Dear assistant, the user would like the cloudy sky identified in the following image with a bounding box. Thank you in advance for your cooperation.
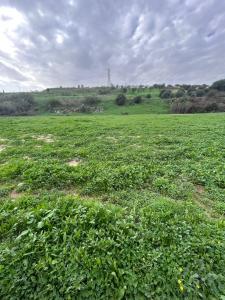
[0,0,225,91]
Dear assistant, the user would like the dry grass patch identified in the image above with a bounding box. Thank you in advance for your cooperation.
[67,159,81,167]
[33,134,55,143]
[10,191,23,200]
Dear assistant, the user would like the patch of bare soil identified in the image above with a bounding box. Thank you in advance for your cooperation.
[10,191,23,200]
[67,159,81,167]
[33,134,55,143]
[196,184,205,194]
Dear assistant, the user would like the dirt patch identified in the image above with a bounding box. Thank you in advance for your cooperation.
[33,134,54,143]
[10,191,23,200]
[67,159,81,167]
[196,185,205,194]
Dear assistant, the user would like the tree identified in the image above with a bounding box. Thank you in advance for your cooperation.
[211,79,225,91]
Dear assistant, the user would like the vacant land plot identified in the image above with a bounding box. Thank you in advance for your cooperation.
[0,114,225,299]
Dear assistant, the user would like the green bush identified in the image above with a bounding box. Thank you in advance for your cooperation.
[115,94,126,106]
[160,89,172,99]
[132,96,142,104]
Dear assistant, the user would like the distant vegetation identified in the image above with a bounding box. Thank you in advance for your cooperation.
[1,79,225,116]
[0,93,36,115]
[169,80,225,113]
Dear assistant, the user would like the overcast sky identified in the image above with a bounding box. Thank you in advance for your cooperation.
[0,0,225,91]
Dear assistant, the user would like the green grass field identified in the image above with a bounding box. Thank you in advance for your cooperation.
[0,113,225,299]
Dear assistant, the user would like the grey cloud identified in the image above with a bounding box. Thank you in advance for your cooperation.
[0,62,28,81]
[0,0,225,91]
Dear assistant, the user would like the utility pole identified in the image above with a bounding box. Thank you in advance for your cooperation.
[107,67,111,87]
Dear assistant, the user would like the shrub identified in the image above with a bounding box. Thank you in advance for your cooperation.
[204,102,218,112]
[187,90,196,97]
[160,89,172,99]
[175,89,185,98]
[196,89,206,97]
[146,94,151,99]
[132,96,142,104]
[206,89,217,98]
[83,96,101,106]
[115,94,126,106]
[46,99,62,111]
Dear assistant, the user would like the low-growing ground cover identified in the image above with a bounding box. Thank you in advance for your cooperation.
[0,113,225,299]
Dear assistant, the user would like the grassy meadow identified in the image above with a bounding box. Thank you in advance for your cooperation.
[0,112,225,299]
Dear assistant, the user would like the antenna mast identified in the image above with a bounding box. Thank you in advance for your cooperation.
[107,67,111,87]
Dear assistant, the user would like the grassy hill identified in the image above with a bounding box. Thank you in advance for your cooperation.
[0,113,225,298]
[32,87,170,115]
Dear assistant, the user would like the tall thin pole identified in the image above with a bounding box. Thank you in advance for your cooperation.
[107,67,111,87]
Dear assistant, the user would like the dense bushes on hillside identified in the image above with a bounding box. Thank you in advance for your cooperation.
[169,80,225,113]
[171,93,225,113]
[0,93,36,115]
